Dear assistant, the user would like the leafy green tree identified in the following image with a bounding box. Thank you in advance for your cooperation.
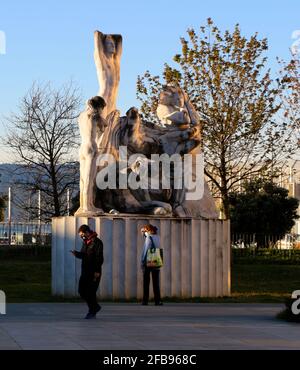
[278,55,300,137]
[137,19,295,218]
[229,179,299,246]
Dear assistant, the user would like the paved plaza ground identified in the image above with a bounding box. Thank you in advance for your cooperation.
[0,303,299,350]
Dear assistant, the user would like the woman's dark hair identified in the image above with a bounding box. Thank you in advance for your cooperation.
[78,224,91,234]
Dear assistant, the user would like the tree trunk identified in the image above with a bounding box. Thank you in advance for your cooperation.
[220,144,230,219]
[221,192,230,220]
[50,160,60,217]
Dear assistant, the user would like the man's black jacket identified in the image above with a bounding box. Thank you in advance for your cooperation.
[74,236,104,278]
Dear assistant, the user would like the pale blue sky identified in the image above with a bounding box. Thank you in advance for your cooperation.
[0,0,299,162]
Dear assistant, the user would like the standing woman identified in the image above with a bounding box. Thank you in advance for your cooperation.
[140,224,163,306]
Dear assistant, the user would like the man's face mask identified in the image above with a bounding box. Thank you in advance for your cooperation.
[80,234,87,240]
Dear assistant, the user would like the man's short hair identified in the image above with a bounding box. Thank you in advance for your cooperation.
[78,224,91,234]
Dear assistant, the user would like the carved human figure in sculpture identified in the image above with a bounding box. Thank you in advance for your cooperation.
[156,84,201,130]
[94,102,202,216]
[156,86,216,218]
[75,96,107,216]
[156,84,191,127]
[94,31,122,118]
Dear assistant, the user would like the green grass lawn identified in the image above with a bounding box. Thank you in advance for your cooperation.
[0,258,299,303]
[230,264,300,303]
[0,259,58,303]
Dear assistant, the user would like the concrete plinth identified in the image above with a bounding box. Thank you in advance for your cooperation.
[51,216,231,299]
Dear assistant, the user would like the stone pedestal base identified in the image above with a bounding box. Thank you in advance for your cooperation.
[51,216,231,299]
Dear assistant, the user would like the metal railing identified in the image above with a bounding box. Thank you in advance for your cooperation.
[0,222,51,246]
[231,233,300,250]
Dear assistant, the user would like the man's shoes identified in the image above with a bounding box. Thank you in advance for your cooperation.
[155,302,163,306]
[85,305,101,319]
[95,305,101,314]
[84,312,96,319]
[141,301,148,305]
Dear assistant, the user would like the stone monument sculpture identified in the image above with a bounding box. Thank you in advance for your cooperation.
[52,30,231,301]
[75,30,218,218]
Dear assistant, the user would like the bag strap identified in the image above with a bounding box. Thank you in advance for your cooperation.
[149,236,156,251]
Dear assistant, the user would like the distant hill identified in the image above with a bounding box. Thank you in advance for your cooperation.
[0,163,26,193]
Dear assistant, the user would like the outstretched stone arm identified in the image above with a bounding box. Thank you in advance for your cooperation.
[94,31,122,118]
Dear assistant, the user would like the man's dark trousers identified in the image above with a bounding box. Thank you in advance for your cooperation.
[78,275,100,314]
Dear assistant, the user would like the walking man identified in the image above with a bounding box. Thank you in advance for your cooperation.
[71,224,104,319]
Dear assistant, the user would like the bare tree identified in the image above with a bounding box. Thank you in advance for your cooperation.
[3,82,81,220]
